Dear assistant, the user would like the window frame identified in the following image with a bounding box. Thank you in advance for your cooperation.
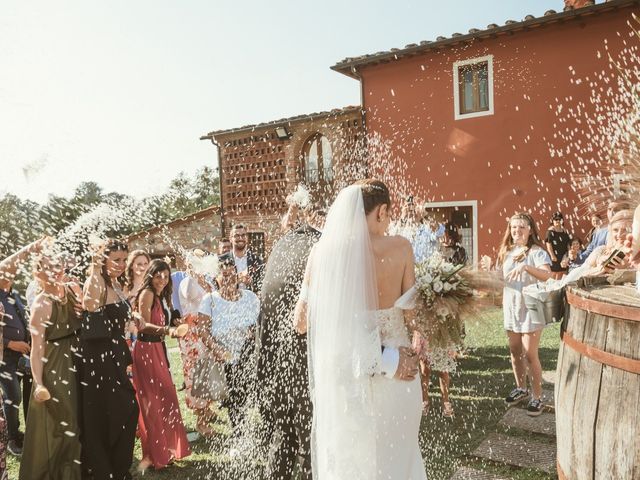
[453,55,494,121]
[302,133,334,185]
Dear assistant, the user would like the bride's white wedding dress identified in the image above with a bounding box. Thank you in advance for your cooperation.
[305,184,427,480]
[373,306,426,480]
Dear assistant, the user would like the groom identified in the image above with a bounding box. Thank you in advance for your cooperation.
[256,202,321,479]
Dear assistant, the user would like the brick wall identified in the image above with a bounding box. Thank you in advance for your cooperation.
[212,107,364,250]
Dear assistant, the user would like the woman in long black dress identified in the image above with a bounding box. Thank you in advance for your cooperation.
[80,239,138,480]
[545,212,571,278]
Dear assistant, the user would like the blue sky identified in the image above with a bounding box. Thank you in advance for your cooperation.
[0,0,561,203]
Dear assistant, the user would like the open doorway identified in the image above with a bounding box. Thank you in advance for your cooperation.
[422,200,478,265]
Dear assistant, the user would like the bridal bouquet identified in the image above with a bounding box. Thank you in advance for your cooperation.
[414,254,502,352]
[414,255,472,350]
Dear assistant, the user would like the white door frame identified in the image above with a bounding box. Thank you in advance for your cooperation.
[422,200,478,265]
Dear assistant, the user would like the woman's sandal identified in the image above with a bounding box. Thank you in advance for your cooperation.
[442,401,455,418]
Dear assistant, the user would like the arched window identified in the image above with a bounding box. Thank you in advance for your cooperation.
[303,134,333,184]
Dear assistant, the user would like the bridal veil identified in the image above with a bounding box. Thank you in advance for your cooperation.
[306,184,383,480]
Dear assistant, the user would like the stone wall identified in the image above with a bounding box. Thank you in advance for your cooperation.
[127,207,221,268]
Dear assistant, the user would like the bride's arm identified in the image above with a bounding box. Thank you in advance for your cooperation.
[400,240,419,332]
[293,252,314,335]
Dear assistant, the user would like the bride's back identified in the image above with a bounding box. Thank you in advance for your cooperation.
[371,234,414,309]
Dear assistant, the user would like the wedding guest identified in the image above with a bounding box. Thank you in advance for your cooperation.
[545,212,571,278]
[585,213,603,245]
[178,252,216,436]
[0,239,44,455]
[218,237,232,255]
[414,215,445,263]
[0,304,8,479]
[577,197,632,265]
[230,224,264,292]
[26,252,81,308]
[580,210,633,276]
[198,253,260,429]
[560,238,583,272]
[171,268,187,315]
[80,239,138,480]
[418,222,466,418]
[123,250,150,302]
[440,222,467,266]
[133,259,190,472]
[498,213,553,417]
[20,254,82,480]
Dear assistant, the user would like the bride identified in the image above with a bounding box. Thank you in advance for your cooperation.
[294,179,427,479]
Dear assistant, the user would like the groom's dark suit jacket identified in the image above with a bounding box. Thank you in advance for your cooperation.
[256,224,320,411]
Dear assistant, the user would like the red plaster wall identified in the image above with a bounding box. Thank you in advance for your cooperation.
[360,6,639,257]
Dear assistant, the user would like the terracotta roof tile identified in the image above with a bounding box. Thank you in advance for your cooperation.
[331,0,638,78]
[200,105,362,140]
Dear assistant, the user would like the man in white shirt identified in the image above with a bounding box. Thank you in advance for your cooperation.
[414,215,445,263]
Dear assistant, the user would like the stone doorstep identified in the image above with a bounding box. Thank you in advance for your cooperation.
[472,433,556,475]
[449,466,513,480]
[498,408,556,437]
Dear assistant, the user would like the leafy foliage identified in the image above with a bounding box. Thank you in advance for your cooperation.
[0,166,220,257]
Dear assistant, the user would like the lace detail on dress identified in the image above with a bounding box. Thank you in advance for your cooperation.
[375,307,410,349]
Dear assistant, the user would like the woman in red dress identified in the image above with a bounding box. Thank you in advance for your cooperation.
[133,259,191,472]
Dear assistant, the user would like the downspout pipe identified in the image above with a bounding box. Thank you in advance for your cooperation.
[201,135,226,236]
[350,65,368,176]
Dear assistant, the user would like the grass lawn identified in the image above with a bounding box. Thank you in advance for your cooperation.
[7,308,561,479]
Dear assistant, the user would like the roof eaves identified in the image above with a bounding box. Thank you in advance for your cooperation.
[126,205,221,241]
[331,0,639,78]
[200,105,362,140]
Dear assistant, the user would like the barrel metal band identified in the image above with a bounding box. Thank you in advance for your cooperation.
[566,290,640,322]
[562,330,640,374]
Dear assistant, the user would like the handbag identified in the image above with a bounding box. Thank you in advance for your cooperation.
[191,356,228,402]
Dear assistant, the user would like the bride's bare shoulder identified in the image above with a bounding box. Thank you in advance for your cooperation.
[384,234,412,249]
[380,235,413,255]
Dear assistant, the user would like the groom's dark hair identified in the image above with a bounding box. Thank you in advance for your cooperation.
[355,179,391,215]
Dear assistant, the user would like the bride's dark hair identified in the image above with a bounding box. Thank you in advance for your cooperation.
[355,179,391,215]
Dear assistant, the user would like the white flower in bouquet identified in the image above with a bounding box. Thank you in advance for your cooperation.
[436,306,450,318]
[420,272,433,284]
[443,282,453,292]
[433,280,444,293]
[286,185,311,209]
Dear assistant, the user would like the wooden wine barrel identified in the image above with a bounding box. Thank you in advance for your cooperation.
[556,280,640,480]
